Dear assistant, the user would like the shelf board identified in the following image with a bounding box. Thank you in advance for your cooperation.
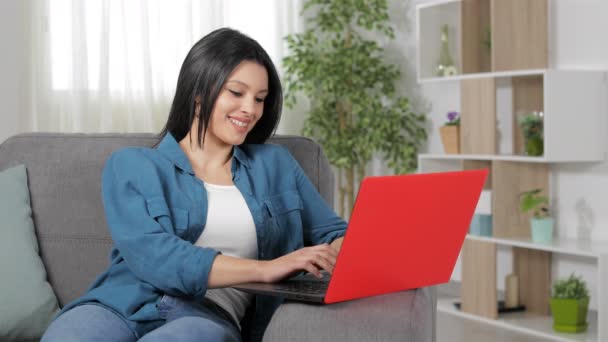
[416,0,461,10]
[438,296,598,342]
[465,234,608,258]
[418,69,547,83]
[419,153,550,163]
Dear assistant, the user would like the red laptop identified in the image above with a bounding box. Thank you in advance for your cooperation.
[233,169,488,304]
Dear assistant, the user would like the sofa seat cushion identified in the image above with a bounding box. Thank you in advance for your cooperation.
[0,165,60,341]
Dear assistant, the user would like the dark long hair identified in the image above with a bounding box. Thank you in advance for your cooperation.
[158,28,282,146]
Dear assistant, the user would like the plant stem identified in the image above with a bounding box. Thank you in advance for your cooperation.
[346,167,355,217]
[358,163,365,193]
[343,27,357,216]
[338,168,345,218]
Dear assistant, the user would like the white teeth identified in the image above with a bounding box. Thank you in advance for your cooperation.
[229,118,247,127]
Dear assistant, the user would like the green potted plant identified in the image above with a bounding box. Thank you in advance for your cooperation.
[439,111,460,154]
[283,0,427,217]
[519,189,553,243]
[518,111,544,156]
[550,274,590,333]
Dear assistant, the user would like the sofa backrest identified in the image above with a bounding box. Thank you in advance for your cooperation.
[0,133,334,306]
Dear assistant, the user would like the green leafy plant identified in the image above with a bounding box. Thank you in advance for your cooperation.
[519,112,543,141]
[519,189,549,218]
[283,0,428,217]
[552,274,590,300]
[518,111,544,156]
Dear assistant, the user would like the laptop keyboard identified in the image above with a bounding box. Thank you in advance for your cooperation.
[274,280,329,295]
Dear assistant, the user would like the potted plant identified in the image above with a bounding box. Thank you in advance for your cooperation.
[518,111,544,156]
[550,274,590,333]
[439,111,460,154]
[283,0,428,218]
[519,189,553,243]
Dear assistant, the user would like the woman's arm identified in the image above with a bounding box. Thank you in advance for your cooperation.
[330,237,344,252]
[208,243,339,287]
[102,149,220,299]
[284,148,348,246]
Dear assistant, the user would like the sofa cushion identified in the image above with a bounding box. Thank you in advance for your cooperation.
[0,165,60,340]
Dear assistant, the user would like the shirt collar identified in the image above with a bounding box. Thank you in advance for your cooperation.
[232,145,251,169]
[157,133,251,175]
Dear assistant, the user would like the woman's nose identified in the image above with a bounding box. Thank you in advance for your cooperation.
[241,96,258,115]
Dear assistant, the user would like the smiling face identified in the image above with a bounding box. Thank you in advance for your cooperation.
[202,60,269,147]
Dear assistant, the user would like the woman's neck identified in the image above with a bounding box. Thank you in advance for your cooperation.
[179,132,232,171]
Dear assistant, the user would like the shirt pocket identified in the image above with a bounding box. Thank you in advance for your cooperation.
[145,196,189,236]
[263,190,303,230]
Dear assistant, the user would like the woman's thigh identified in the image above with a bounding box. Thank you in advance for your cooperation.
[141,295,241,342]
[41,304,136,342]
[139,316,241,342]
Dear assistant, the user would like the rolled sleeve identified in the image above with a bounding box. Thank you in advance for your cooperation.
[102,149,219,299]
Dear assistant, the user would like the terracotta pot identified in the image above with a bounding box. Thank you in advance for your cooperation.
[440,125,460,154]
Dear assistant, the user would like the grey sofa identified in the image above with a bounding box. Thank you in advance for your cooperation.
[0,133,436,342]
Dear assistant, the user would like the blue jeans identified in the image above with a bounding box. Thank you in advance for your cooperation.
[41,296,242,342]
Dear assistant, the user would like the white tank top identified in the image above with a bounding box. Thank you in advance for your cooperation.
[195,182,258,329]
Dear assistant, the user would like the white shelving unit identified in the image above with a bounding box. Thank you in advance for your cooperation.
[437,297,599,342]
[417,1,608,341]
[420,153,551,163]
[417,0,461,81]
[438,234,608,342]
[421,70,608,163]
[418,69,546,83]
[465,235,608,258]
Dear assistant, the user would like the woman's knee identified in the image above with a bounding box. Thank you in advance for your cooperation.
[41,304,135,342]
[141,316,240,342]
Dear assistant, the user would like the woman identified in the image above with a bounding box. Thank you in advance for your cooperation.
[42,28,346,342]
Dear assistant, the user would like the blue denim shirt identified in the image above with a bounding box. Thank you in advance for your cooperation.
[59,133,347,341]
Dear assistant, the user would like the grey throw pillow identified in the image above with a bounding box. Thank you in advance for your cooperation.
[0,164,60,340]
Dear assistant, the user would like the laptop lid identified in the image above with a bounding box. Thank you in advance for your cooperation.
[324,169,488,303]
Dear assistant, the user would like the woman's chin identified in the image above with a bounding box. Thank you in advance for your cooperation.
[223,135,247,146]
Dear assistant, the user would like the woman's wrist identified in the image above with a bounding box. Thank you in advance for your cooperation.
[254,260,269,283]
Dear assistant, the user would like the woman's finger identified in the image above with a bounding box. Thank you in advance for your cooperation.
[312,254,334,274]
[312,243,338,257]
[303,261,322,278]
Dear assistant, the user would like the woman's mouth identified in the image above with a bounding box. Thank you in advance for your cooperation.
[228,116,250,133]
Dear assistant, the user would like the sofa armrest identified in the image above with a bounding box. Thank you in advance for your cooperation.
[263,287,436,342]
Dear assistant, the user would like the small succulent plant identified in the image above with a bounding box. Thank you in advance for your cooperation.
[552,274,590,300]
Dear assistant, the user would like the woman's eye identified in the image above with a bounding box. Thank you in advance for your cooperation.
[229,90,242,97]
[255,98,265,103]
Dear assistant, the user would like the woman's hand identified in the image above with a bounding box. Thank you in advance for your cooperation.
[259,244,338,282]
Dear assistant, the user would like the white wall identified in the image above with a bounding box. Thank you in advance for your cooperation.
[0,0,24,144]
[409,0,608,310]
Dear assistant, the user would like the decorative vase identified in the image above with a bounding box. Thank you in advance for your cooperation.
[440,125,460,154]
[550,297,589,333]
[470,214,492,237]
[530,217,553,243]
[504,273,519,308]
[435,24,457,77]
[525,136,544,156]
